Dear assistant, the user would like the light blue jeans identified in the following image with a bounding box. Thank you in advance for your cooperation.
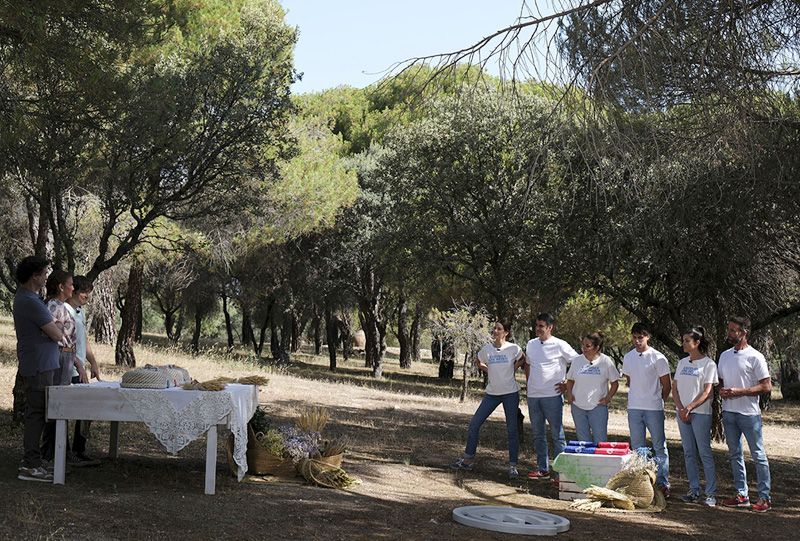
[571,404,609,443]
[528,396,565,472]
[464,392,520,465]
[676,413,716,496]
[722,411,771,501]
[628,408,669,487]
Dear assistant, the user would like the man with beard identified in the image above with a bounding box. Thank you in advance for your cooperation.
[718,316,772,512]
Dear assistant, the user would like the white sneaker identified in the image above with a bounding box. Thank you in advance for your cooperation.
[703,496,717,507]
[18,466,53,483]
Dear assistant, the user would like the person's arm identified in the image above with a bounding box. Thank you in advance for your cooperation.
[75,358,89,383]
[474,354,488,374]
[599,380,618,406]
[720,377,772,398]
[565,379,575,404]
[685,383,714,412]
[671,378,690,421]
[514,352,526,370]
[85,342,101,381]
[659,374,672,402]
[41,321,64,343]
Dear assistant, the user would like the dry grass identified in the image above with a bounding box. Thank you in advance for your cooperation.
[1,314,799,540]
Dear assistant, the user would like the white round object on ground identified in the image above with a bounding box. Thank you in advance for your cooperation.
[452,506,570,536]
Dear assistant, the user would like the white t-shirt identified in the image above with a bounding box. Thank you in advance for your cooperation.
[478,342,522,396]
[718,346,770,416]
[566,353,620,410]
[673,356,718,415]
[525,336,579,398]
[65,303,88,378]
[621,347,671,411]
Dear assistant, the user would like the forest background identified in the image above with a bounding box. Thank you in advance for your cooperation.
[1,0,799,415]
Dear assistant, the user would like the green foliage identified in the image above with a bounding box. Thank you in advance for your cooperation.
[555,291,635,361]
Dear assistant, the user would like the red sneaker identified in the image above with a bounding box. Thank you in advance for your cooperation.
[722,495,751,508]
[752,499,771,513]
[527,470,550,480]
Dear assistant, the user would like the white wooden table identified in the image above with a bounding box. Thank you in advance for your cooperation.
[46,382,259,495]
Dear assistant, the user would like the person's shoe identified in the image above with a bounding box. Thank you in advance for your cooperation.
[658,484,671,499]
[752,499,771,513]
[40,460,54,474]
[18,466,53,483]
[508,465,519,479]
[681,493,700,503]
[449,458,474,471]
[703,495,717,507]
[527,470,550,480]
[68,453,101,468]
[722,494,751,508]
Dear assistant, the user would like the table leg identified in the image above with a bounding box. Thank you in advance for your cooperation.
[205,425,217,495]
[54,419,67,485]
[109,421,119,459]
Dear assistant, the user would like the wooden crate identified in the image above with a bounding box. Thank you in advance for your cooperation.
[553,452,633,501]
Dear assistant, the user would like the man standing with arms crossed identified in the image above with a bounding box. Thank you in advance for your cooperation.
[621,322,672,497]
[13,256,62,482]
[719,316,772,512]
[524,313,578,480]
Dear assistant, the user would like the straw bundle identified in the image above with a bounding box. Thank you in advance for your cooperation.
[297,407,329,433]
[606,469,654,508]
[182,379,227,391]
[236,375,270,386]
[298,458,359,489]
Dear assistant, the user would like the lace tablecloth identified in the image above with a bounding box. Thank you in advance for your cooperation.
[89,381,258,481]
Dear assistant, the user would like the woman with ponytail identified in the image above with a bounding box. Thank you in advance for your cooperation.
[672,325,718,507]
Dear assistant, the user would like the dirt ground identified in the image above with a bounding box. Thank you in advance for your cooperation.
[1,319,798,540]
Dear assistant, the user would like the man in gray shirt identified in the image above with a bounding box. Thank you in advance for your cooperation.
[13,256,63,482]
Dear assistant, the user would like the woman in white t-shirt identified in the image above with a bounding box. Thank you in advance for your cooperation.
[450,320,525,479]
[672,325,718,507]
[565,331,620,443]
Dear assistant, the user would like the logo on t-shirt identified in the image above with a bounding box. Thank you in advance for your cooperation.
[680,365,702,377]
[487,353,508,365]
[579,363,602,375]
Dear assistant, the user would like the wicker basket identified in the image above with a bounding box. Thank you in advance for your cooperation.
[226,427,296,478]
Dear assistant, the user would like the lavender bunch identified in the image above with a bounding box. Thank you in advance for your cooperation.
[278,424,321,463]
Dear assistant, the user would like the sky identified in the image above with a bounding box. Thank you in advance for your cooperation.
[280,1,527,94]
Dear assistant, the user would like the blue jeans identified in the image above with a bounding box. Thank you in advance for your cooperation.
[722,411,771,501]
[528,396,565,472]
[571,404,608,443]
[628,409,669,487]
[464,392,520,465]
[676,413,716,496]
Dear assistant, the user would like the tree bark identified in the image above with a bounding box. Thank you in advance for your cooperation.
[222,293,235,353]
[191,309,203,354]
[397,290,411,369]
[437,338,455,379]
[90,271,116,344]
[460,350,470,402]
[325,305,338,371]
[241,307,255,348]
[410,303,423,364]
[115,262,143,367]
[358,267,386,378]
[338,310,352,362]
[313,313,322,355]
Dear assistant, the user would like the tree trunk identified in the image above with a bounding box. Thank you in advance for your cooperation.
[438,338,455,379]
[222,293,234,353]
[191,309,202,354]
[397,291,411,369]
[410,303,423,364]
[115,262,143,367]
[173,306,184,342]
[313,313,322,355]
[90,271,116,344]
[358,267,386,378]
[325,305,338,371]
[338,310,352,362]
[135,292,143,341]
[241,307,255,348]
[460,350,469,402]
